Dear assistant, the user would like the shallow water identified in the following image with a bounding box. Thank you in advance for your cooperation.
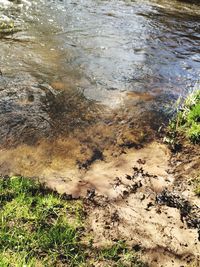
[0,0,200,180]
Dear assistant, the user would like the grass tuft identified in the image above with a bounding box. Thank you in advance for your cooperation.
[167,90,200,144]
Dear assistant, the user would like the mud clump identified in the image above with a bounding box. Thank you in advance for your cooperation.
[156,189,192,218]
[125,167,158,183]
[157,189,200,241]
[77,148,104,170]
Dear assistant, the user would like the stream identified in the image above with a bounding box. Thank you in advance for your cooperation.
[0,0,200,182]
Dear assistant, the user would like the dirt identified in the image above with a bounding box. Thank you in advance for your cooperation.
[17,137,198,266]
[79,141,200,267]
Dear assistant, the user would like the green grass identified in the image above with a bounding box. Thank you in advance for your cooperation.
[0,176,85,266]
[168,90,200,144]
[193,176,200,197]
[0,176,147,267]
[98,241,146,267]
[0,21,15,34]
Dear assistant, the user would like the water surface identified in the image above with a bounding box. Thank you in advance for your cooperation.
[0,0,200,181]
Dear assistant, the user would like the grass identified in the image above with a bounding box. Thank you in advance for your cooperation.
[193,175,200,197]
[98,241,146,267]
[0,176,85,266]
[167,90,200,144]
[0,21,15,34]
[0,176,147,267]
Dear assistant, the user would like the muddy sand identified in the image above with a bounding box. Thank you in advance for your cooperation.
[27,139,199,266]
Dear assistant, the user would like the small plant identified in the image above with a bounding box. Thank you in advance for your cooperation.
[0,20,15,34]
[168,90,200,144]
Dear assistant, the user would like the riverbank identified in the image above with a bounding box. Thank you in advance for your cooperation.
[82,138,200,266]
[0,92,199,267]
[0,142,199,267]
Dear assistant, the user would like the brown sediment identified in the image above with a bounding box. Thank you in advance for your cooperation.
[2,127,200,266]
[126,91,155,101]
[51,81,66,91]
[81,139,200,267]
[0,72,157,183]
[0,120,152,190]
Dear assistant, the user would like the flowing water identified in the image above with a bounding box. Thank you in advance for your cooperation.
[0,0,200,186]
